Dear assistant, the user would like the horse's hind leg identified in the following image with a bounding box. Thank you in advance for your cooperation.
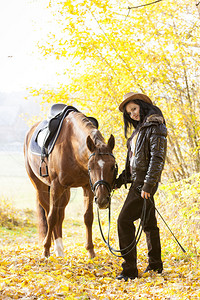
[36,194,48,243]
[43,179,65,257]
[24,158,50,244]
[53,188,70,257]
[83,186,95,259]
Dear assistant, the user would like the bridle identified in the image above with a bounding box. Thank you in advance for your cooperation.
[88,152,118,203]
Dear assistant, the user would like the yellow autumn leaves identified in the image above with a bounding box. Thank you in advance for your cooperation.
[0,205,200,299]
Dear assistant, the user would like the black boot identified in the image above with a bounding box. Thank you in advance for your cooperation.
[116,271,138,281]
[144,265,163,274]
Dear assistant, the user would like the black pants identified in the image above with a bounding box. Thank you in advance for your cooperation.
[117,181,163,277]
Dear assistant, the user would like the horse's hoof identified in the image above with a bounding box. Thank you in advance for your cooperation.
[43,249,50,258]
[88,249,95,259]
[55,249,65,257]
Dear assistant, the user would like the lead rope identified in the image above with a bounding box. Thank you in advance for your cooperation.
[97,195,186,256]
[147,197,186,253]
[97,196,147,258]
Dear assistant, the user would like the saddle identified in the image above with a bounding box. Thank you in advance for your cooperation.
[30,104,99,177]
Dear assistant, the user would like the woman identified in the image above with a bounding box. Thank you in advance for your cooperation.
[115,92,167,281]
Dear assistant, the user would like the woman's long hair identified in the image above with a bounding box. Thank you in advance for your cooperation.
[123,99,165,138]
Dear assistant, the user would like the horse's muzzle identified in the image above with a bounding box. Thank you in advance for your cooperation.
[94,196,110,209]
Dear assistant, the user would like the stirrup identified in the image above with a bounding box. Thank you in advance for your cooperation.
[39,159,49,177]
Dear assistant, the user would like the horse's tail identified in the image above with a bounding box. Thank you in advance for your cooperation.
[36,200,48,243]
[24,124,49,243]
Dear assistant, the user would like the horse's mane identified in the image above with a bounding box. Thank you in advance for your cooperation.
[74,112,105,146]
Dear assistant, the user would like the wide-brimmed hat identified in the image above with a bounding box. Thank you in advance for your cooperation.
[119,92,153,112]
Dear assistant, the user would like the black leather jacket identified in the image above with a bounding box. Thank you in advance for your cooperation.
[116,114,167,193]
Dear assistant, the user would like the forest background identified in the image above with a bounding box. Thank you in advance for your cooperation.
[32,0,200,234]
[1,0,200,299]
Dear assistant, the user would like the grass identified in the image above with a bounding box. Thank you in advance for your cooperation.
[0,151,35,209]
[0,226,37,239]
[0,151,85,218]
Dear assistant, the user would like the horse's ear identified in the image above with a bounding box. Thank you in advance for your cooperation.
[86,135,96,153]
[107,134,115,151]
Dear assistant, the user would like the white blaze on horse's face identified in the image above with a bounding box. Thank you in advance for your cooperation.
[98,159,105,180]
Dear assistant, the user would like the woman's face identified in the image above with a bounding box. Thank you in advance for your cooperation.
[125,101,140,121]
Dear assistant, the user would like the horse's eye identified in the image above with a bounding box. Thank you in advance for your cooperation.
[111,165,114,171]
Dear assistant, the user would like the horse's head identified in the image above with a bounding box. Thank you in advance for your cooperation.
[87,134,117,209]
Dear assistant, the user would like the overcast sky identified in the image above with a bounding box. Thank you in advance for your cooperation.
[0,0,67,93]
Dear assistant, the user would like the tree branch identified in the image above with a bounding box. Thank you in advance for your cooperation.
[128,0,163,9]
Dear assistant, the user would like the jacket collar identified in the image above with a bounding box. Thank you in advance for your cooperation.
[141,114,164,128]
[146,114,164,124]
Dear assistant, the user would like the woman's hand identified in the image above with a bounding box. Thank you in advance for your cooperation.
[114,170,127,189]
[141,190,150,199]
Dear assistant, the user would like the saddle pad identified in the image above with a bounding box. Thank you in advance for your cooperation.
[29,120,48,156]
[29,116,68,157]
[37,127,48,149]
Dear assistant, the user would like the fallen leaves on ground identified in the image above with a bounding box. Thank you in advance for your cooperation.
[0,218,199,300]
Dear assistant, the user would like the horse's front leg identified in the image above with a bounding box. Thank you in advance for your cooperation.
[53,206,65,257]
[53,188,70,257]
[83,186,95,259]
[43,179,63,258]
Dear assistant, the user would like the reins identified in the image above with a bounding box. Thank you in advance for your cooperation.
[88,152,186,257]
[96,195,147,257]
[147,197,186,253]
[97,195,186,256]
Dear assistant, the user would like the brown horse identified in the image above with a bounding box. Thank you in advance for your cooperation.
[24,111,116,258]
